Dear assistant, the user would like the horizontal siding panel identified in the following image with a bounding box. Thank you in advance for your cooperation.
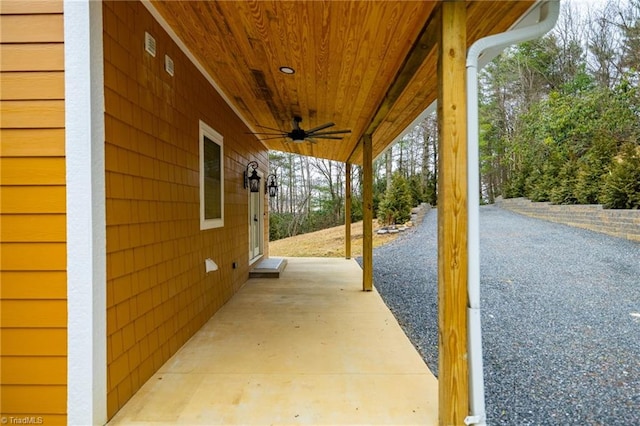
[0,44,64,72]
[0,300,66,327]
[0,129,65,157]
[0,385,66,414]
[0,158,65,185]
[0,72,65,100]
[0,215,66,242]
[1,328,66,356]
[0,100,64,128]
[1,271,66,299]
[0,186,66,213]
[0,242,66,271]
[0,0,63,14]
[1,356,66,384]
[0,14,63,43]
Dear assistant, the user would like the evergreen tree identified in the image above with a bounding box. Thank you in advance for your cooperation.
[377,172,412,226]
[602,143,640,209]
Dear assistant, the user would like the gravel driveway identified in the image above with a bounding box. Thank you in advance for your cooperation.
[362,205,640,425]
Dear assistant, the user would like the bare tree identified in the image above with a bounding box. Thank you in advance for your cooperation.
[385,147,393,192]
[587,1,624,88]
[619,0,640,80]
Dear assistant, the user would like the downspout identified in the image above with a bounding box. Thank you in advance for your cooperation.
[465,2,560,425]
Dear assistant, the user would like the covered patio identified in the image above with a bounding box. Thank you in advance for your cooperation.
[107,258,438,425]
[49,1,560,424]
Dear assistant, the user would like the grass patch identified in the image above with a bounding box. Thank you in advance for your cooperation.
[269,221,406,257]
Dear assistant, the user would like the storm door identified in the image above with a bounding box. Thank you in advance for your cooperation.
[249,174,263,262]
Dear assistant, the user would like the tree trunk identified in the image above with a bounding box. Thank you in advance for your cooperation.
[386,148,393,191]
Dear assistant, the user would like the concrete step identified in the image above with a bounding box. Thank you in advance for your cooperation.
[249,257,287,278]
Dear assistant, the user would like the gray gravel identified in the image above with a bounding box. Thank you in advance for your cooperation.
[360,205,640,425]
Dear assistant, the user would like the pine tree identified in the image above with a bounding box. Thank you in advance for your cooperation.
[377,172,412,226]
[602,143,640,209]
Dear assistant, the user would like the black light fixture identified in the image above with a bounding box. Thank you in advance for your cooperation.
[244,161,261,193]
[265,174,278,198]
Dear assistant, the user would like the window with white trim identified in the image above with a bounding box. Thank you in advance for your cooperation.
[199,120,224,229]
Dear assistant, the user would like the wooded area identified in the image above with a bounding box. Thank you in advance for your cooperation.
[268,1,639,241]
[479,0,639,209]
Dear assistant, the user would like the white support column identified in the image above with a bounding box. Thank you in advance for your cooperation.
[345,162,352,259]
[65,0,107,423]
[362,136,373,291]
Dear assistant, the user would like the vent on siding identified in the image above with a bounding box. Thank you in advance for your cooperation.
[165,55,175,76]
[144,32,157,57]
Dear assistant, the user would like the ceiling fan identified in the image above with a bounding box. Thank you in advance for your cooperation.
[250,116,351,144]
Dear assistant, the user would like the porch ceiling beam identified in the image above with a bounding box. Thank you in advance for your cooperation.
[347,4,441,165]
[437,2,469,425]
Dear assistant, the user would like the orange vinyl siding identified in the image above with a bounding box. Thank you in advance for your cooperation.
[0,1,63,15]
[0,1,67,424]
[1,215,67,242]
[1,158,66,185]
[1,72,65,100]
[102,1,268,418]
[0,14,64,43]
[0,129,65,157]
[0,44,65,71]
[0,100,65,128]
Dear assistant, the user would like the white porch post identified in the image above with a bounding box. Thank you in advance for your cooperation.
[345,162,352,259]
[362,136,373,291]
[65,0,107,424]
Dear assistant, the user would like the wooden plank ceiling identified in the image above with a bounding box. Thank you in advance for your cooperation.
[151,0,535,165]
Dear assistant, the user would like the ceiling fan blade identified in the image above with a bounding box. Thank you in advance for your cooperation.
[255,124,285,132]
[306,122,335,133]
[246,132,287,136]
[309,135,343,140]
[308,129,352,136]
[258,136,290,141]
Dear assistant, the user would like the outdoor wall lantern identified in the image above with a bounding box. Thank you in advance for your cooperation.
[266,174,278,198]
[244,161,261,193]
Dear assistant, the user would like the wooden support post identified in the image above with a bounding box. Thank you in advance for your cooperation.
[362,136,373,291]
[437,1,469,425]
[345,162,352,259]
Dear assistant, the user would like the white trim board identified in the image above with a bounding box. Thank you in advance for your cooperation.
[65,0,107,424]
[199,120,225,230]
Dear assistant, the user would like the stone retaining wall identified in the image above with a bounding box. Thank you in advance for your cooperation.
[411,203,431,226]
[495,198,640,242]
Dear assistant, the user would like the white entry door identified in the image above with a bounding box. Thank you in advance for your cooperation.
[249,179,263,261]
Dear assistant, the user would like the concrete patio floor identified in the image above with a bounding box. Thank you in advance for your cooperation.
[108,257,438,425]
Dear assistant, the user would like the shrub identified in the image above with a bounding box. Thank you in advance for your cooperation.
[601,143,640,209]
